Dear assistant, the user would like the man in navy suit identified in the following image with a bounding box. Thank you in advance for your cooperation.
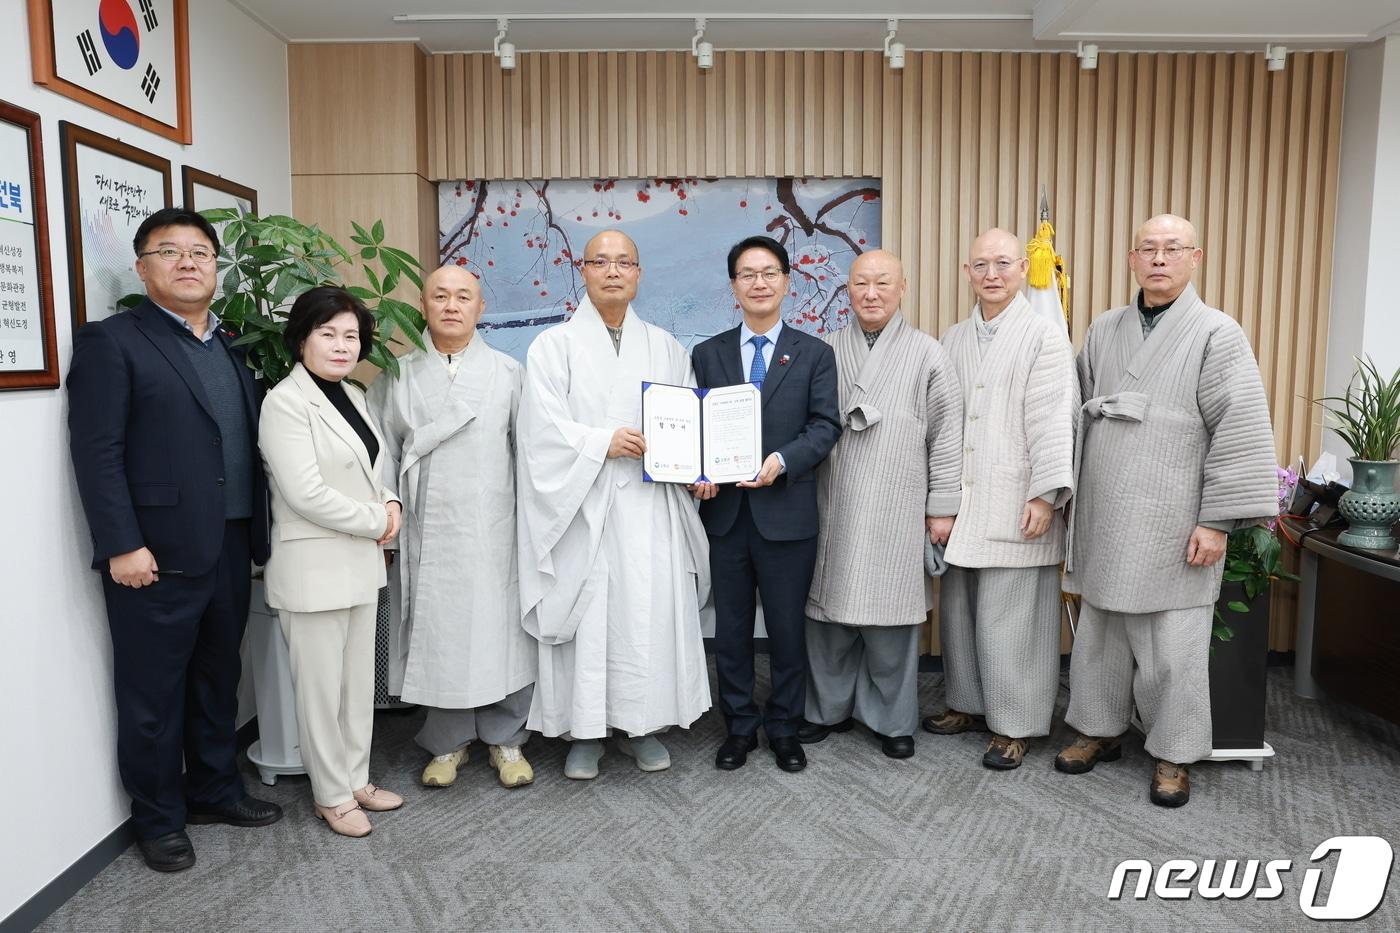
[690,236,841,772]
[68,207,281,873]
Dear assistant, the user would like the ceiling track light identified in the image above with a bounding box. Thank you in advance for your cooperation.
[1077,41,1098,71]
[493,17,515,70]
[691,17,713,70]
[883,18,904,70]
[1265,44,1287,72]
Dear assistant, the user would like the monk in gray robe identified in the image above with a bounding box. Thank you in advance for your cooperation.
[369,265,537,790]
[928,228,1077,770]
[800,250,963,758]
[1058,214,1278,807]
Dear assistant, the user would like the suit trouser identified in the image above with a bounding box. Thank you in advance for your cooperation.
[1064,600,1214,765]
[102,519,251,840]
[805,621,921,737]
[279,603,376,807]
[710,494,818,739]
[939,564,1062,738]
[415,683,534,755]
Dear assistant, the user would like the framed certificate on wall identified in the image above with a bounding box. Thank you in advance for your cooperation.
[0,100,59,390]
[28,0,192,144]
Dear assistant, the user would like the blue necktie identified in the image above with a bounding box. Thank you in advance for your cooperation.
[748,334,769,386]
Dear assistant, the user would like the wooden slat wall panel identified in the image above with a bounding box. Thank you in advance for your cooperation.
[424,49,1346,651]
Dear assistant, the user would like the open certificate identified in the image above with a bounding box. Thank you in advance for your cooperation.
[641,381,763,484]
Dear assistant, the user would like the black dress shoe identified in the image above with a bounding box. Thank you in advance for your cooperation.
[715,733,759,770]
[187,796,284,827]
[769,735,807,772]
[137,830,196,873]
[795,717,855,744]
[880,734,916,759]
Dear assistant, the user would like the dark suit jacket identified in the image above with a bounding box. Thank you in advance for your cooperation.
[67,299,271,573]
[691,323,841,541]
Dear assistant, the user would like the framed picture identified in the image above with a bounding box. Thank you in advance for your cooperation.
[60,121,172,327]
[0,100,59,391]
[181,166,257,216]
[28,0,192,144]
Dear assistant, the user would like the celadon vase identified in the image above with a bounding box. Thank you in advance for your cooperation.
[1337,459,1400,550]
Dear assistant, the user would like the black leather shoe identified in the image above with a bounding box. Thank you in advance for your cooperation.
[880,734,916,759]
[715,733,759,770]
[137,830,196,873]
[187,796,284,827]
[796,717,855,744]
[770,736,807,772]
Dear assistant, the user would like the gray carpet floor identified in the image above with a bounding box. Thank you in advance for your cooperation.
[38,664,1400,932]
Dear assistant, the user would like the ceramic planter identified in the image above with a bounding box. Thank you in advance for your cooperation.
[1338,459,1400,550]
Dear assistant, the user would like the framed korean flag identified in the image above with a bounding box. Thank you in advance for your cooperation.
[28,0,192,144]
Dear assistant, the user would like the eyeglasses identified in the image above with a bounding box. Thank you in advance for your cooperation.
[969,258,1020,277]
[139,246,217,264]
[1134,245,1197,261]
[735,269,785,286]
[581,257,639,271]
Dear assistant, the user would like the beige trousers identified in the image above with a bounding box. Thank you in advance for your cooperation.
[279,603,377,807]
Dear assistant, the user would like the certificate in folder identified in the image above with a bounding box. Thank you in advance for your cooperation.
[641,381,763,484]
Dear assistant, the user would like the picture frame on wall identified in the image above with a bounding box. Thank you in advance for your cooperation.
[59,121,172,328]
[27,0,193,145]
[181,166,257,216]
[0,100,60,391]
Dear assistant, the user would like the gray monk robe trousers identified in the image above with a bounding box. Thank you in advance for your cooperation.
[940,294,1078,739]
[1062,283,1277,764]
[805,312,963,737]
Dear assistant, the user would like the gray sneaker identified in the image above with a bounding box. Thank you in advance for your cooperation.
[616,734,672,772]
[564,738,604,780]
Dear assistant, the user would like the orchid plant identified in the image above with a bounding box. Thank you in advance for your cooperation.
[1214,466,1301,643]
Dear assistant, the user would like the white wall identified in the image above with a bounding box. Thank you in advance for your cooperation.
[0,0,289,921]
[1324,35,1400,475]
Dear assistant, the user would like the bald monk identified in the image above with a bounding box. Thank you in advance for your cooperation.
[1057,214,1277,807]
[923,229,1077,771]
[799,249,964,759]
[515,230,712,780]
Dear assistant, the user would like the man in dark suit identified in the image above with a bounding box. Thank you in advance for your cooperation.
[67,207,282,873]
[691,236,841,772]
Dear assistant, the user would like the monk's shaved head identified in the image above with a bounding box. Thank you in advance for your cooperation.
[849,248,905,281]
[424,263,480,294]
[963,227,1028,318]
[583,229,640,262]
[968,227,1023,263]
[848,249,907,332]
[421,262,484,353]
[1129,213,1202,305]
[1135,213,1198,248]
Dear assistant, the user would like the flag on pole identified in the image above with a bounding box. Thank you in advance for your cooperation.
[1025,188,1070,333]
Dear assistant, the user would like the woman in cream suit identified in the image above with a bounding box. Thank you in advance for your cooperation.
[259,286,404,837]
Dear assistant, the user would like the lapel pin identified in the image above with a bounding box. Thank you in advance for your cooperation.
[777,354,791,366]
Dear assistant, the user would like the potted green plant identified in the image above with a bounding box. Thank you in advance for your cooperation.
[1208,468,1301,750]
[122,210,428,384]
[1316,356,1400,550]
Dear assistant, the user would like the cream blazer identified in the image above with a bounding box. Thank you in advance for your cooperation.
[259,363,394,613]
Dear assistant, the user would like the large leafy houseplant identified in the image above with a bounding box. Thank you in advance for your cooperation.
[125,210,427,385]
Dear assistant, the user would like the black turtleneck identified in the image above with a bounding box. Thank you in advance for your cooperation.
[1136,289,1176,323]
[308,370,379,465]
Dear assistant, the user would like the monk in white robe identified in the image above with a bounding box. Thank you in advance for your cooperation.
[516,230,711,780]
[368,265,536,790]
[930,229,1077,771]
[1058,214,1278,808]
[802,250,963,758]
